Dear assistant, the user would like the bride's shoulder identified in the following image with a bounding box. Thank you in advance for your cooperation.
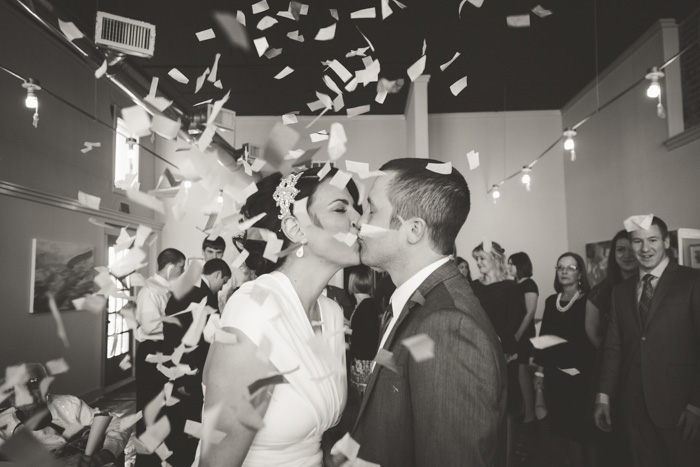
[220,274,285,326]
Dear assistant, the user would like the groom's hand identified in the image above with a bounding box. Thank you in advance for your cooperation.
[594,403,612,432]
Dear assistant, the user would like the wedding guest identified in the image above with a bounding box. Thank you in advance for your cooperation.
[455,256,473,283]
[134,248,185,467]
[198,167,361,466]
[508,252,539,427]
[347,266,381,398]
[595,216,700,466]
[585,230,638,348]
[534,252,594,467]
[585,232,637,467]
[0,363,129,466]
[472,241,526,465]
[202,236,225,262]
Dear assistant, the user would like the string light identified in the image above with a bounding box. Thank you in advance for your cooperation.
[521,167,532,191]
[183,180,192,189]
[126,137,137,150]
[21,78,41,127]
[491,184,501,202]
[562,129,577,161]
[645,67,664,98]
[216,190,224,205]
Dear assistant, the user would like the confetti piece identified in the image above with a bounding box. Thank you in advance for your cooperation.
[623,214,654,232]
[121,105,152,137]
[257,16,278,31]
[46,358,70,375]
[48,295,70,348]
[532,5,553,18]
[184,420,227,443]
[330,9,339,21]
[167,68,189,84]
[407,55,426,82]
[139,415,170,454]
[345,160,369,175]
[355,26,375,52]
[530,335,568,349]
[465,150,480,170]
[207,53,221,83]
[274,66,294,79]
[58,19,84,41]
[263,236,284,262]
[460,0,484,19]
[126,189,166,215]
[440,52,461,71]
[318,162,332,181]
[213,11,251,52]
[195,67,210,93]
[119,355,132,370]
[331,432,361,462]
[359,223,391,237]
[422,39,427,56]
[151,114,181,140]
[264,47,283,59]
[77,191,101,209]
[374,349,399,373]
[80,141,101,154]
[287,30,304,42]
[392,0,407,8]
[196,28,216,41]
[329,60,353,83]
[351,8,376,19]
[252,0,269,14]
[310,130,329,142]
[507,14,531,28]
[329,170,352,190]
[381,0,393,19]
[328,122,347,160]
[347,105,371,117]
[333,232,358,247]
[346,47,369,58]
[559,367,580,376]
[426,161,452,174]
[401,334,435,362]
[282,113,298,125]
[254,37,269,56]
[170,260,204,300]
[120,411,143,431]
[95,60,108,79]
[315,23,336,41]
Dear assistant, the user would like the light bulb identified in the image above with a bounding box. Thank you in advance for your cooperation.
[25,91,38,109]
[570,149,577,162]
[216,190,224,204]
[521,167,531,187]
[562,129,576,151]
[183,180,192,189]
[491,185,501,201]
[646,81,660,99]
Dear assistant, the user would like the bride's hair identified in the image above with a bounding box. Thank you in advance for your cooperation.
[237,166,360,277]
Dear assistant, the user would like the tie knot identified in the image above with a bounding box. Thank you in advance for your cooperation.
[642,273,654,284]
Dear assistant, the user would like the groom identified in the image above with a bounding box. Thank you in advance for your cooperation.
[349,158,507,466]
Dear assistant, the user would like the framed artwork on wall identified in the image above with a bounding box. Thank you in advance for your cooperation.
[29,239,94,313]
[678,228,700,270]
[690,245,700,269]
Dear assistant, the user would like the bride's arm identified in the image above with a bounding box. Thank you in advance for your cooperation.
[198,327,276,467]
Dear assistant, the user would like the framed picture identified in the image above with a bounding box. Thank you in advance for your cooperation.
[690,245,700,269]
[585,240,611,287]
[30,239,94,313]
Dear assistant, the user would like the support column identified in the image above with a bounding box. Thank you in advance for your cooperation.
[405,75,431,158]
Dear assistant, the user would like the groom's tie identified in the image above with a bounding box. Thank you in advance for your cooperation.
[379,303,394,339]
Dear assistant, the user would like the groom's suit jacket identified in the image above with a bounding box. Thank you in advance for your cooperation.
[352,262,507,467]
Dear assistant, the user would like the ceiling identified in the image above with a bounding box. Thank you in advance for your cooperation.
[41,0,699,116]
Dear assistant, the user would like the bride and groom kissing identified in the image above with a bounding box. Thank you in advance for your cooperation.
[196,158,507,467]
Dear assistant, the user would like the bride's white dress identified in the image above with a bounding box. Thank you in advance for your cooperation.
[198,271,347,467]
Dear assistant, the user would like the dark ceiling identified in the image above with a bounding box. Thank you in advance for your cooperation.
[45,0,699,116]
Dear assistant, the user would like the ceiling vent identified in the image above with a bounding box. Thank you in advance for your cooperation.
[95,12,156,58]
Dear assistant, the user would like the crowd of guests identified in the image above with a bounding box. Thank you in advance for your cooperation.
[2,157,698,467]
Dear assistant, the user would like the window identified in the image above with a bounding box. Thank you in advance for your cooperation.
[107,240,133,360]
[114,117,139,190]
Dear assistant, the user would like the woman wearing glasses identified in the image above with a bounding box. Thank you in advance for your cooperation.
[534,253,595,467]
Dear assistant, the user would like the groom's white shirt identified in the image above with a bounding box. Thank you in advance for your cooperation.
[378,256,450,350]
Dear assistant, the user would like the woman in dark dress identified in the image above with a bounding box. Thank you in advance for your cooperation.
[347,267,381,398]
[508,252,540,426]
[471,241,526,465]
[534,252,594,467]
[585,230,637,467]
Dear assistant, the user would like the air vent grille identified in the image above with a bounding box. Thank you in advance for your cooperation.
[95,12,155,58]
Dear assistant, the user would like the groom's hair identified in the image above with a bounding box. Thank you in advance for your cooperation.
[380,158,470,255]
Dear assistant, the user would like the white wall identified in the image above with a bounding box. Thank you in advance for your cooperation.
[429,111,567,316]
[561,20,700,254]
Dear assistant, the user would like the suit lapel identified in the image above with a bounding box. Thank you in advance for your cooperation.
[352,262,460,431]
[643,261,677,329]
[624,277,641,331]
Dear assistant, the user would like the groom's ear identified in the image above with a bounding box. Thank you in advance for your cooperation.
[280,216,305,244]
[405,217,428,245]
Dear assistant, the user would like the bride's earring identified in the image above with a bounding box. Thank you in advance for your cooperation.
[296,245,304,258]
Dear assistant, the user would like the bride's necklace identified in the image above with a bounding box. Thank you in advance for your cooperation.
[556,290,581,312]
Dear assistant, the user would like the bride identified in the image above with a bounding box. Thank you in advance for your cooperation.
[197,166,361,467]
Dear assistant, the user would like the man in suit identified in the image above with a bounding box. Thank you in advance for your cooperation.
[594,215,700,466]
[341,158,507,466]
[162,258,231,467]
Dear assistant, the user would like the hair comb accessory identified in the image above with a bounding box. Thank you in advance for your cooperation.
[273,172,302,219]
